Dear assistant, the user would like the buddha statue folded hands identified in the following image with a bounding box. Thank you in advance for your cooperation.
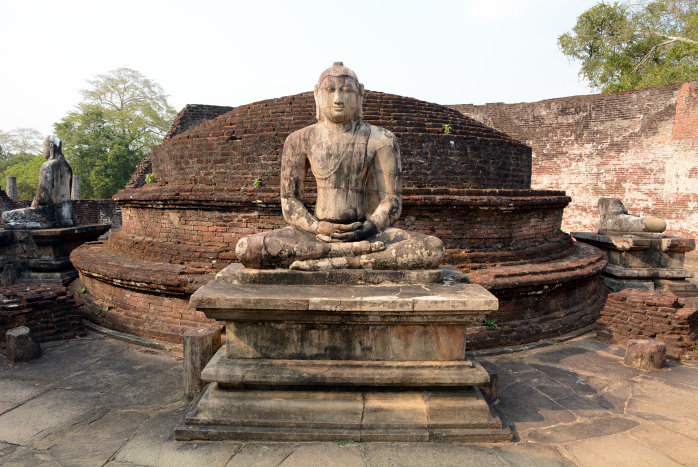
[235,62,444,270]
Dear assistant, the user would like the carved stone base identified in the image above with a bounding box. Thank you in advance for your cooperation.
[180,265,512,442]
[0,224,110,286]
[572,231,697,297]
[175,384,512,442]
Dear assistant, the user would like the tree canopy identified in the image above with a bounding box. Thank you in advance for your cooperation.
[558,0,698,92]
[54,67,176,199]
[0,128,43,160]
[0,128,44,199]
[0,155,45,200]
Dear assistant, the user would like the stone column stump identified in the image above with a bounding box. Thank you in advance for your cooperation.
[183,325,223,399]
[5,325,41,363]
[624,339,666,370]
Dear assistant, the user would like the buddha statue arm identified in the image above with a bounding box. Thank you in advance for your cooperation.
[280,134,319,234]
[368,138,402,231]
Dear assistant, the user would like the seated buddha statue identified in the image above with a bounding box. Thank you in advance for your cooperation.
[235,62,444,270]
[2,136,75,230]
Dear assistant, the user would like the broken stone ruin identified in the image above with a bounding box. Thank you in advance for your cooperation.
[572,197,697,297]
[0,136,110,287]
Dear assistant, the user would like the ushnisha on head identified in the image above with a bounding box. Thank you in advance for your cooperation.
[42,135,63,160]
[314,62,365,123]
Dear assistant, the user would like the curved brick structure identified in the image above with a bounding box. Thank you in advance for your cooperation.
[71,91,605,347]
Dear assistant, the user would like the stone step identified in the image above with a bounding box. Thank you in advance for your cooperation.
[176,384,512,442]
[201,347,491,387]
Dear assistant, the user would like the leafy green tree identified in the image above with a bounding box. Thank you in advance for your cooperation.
[0,128,44,199]
[54,67,176,198]
[0,155,45,200]
[559,0,698,92]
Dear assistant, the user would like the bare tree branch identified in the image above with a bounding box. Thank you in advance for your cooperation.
[649,31,698,44]
[633,39,676,72]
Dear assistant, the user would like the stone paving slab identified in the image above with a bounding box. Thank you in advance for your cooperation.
[0,331,696,466]
[47,409,149,466]
[113,406,240,466]
[0,389,97,445]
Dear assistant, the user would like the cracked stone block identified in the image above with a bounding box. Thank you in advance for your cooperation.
[624,339,666,370]
[183,325,223,399]
[5,326,41,363]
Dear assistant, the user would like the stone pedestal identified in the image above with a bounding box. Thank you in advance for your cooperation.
[176,264,512,442]
[0,224,110,286]
[572,232,697,297]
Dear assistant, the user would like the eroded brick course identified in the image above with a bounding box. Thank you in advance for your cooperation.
[597,289,698,360]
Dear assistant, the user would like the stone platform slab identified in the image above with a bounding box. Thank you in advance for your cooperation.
[0,224,110,286]
[191,279,497,361]
[219,263,463,285]
[175,384,512,442]
[191,281,497,321]
[201,347,491,387]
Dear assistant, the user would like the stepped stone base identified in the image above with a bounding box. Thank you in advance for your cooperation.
[178,265,512,442]
[175,384,511,442]
[572,231,697,297]
[0,224,110,286]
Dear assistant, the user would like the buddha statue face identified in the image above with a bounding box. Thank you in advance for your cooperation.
[314,62,364,124]
[42,135,62,160]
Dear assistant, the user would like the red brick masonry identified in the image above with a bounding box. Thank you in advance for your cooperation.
[0,283,85,348]
[597,289,698,360]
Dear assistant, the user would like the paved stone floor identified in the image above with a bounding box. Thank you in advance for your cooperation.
[0,331,696,466]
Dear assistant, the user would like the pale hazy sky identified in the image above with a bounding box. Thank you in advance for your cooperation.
[0,0,599,136]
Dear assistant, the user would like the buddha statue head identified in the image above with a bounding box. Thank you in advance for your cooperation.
[43,135,63,160]
[314,62,364,123]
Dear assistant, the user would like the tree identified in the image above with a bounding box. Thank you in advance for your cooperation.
[54,67,176,198]
[0,155,45,200]
[0,128,44,199]
[559,0,698,92]
[0,128,43,160]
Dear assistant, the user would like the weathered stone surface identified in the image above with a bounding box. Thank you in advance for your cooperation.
[176,385,511,442]
[624,339,666,370]
[192,281,497,318]
[2,136,75,230]
[190,278,497,362]
[0,224,109,286]
[220,262,453,286]
[235,63,444,271]
[597,197,666,234]
[183,325,223,399]
[5,326,41,362]
[0,389,96,445]
[115,407,239,466]
[48,409,148,466]
[201,348,490,387]
[0,379,46,414]
[5,176,17,201]
[572,229,697,296]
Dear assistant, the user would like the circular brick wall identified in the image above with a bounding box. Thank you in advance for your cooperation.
[152,91,531,190]
[71,91,605,348]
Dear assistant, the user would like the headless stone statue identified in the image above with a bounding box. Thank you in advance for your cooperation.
[2,136,75,230]
[597,198,666,234]
[236,63,444,270]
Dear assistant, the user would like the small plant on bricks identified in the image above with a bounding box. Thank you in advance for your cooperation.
[443,124,452,135]
[483,318,498,330]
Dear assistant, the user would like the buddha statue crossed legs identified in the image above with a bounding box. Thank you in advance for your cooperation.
[235,63,444,270]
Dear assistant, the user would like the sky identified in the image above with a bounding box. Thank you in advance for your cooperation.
[0,0,600,137]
